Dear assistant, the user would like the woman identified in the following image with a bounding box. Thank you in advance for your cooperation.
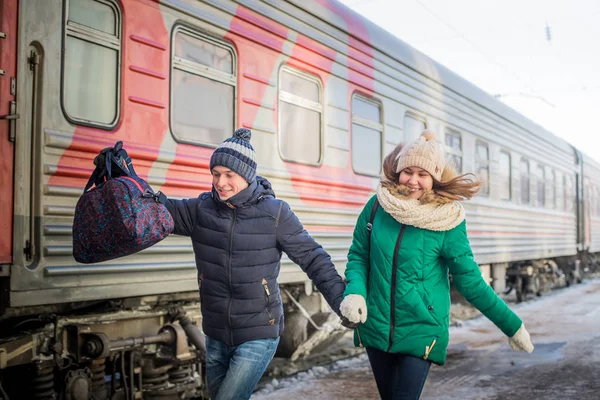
[339,130,534,399]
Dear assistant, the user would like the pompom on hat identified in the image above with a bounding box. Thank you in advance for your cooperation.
[209,128,257,183]
[395,129,446,181]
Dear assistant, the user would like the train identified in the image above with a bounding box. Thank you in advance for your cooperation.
[1,0,599,399]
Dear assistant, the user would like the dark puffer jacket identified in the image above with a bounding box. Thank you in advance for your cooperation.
[165,177,345,345]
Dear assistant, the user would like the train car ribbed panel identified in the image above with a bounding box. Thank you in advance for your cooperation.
[8,0,586,309]
[582,153,600,253]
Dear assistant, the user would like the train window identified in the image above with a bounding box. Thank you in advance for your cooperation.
[593,187,596,216]
[550,170,557,209]
[279,67,322,165]
[403,114,426,142]
[69,0,116,35]
[444,129,462,173]
[520,159,530,204]
[588,187,591,217]
[564,175,573,212]
[590,185,597,217]
[536,165,545,207]
[63,0,121,128]
[555,172,564,211]
[592,187,595,217]
[586,183,593,217]
[592,186,597,217]
[171,29,236,146]
[475,141,489,196]
[499,150,511,201]
[351,94,383,176]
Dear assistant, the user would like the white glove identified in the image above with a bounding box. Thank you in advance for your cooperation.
[508,323,534,353]
[339,294,367,324]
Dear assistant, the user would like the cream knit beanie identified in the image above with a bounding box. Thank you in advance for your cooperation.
[395,130,445,181]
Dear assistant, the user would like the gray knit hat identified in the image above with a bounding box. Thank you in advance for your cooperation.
[209,128,257,183]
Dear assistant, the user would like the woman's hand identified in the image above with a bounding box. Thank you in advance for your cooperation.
[339,294,367,324]
[508,323,534,353]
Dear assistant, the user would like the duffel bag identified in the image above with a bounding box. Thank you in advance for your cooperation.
[72,141,174,263]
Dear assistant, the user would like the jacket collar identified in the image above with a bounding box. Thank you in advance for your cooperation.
[376,183,465,231]
[212,176,275,209]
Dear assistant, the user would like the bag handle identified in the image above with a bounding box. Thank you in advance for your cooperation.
[83,141,139,193]
[107,147,139,179]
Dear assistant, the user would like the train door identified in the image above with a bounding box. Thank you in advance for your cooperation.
[0,0,18,266]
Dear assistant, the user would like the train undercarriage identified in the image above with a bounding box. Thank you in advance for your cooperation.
[0,283,343,400]
[2,252,599,399]
[1,253,599,399]
[503,253,599,303]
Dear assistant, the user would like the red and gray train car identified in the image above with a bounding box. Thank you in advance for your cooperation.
[0,0,599,398]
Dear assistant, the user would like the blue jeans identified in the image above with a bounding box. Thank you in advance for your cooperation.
[205,335,280,400]
[366,347,431,400]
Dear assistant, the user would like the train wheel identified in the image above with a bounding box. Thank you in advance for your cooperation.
[533,275,542,297]
[515,276,524,303]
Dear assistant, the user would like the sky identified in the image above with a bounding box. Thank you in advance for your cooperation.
[338,0,600,162]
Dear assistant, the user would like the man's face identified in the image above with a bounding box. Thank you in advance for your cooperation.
[211,166,249,201]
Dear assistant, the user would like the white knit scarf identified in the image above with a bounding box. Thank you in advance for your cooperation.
[375,183,465,231]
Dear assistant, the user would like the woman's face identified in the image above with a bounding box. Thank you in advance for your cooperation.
[399,167,433,199]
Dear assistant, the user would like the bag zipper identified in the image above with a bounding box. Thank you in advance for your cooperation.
[121,176,143,193]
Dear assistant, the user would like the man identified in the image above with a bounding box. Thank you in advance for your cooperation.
[165,128,346,400]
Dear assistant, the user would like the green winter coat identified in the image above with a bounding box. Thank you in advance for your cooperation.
[344,195,522,365]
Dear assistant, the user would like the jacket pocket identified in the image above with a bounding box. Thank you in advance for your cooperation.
[262,278,275,326]
[423,289,450,328]
[425,301,444,327]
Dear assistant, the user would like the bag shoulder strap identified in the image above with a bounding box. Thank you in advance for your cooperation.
[366,198,379,271]
[366,197,379,237]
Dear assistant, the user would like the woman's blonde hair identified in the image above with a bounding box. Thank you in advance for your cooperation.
[382,143,481,201]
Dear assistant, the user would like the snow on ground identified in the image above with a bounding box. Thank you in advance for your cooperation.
[252,279,600,400]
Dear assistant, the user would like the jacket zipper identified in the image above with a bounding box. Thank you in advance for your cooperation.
[387,225,406,352]
[262,278,275,325]
[424,338,437,360]
[356,326,364,348]
[227,209,237,345]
